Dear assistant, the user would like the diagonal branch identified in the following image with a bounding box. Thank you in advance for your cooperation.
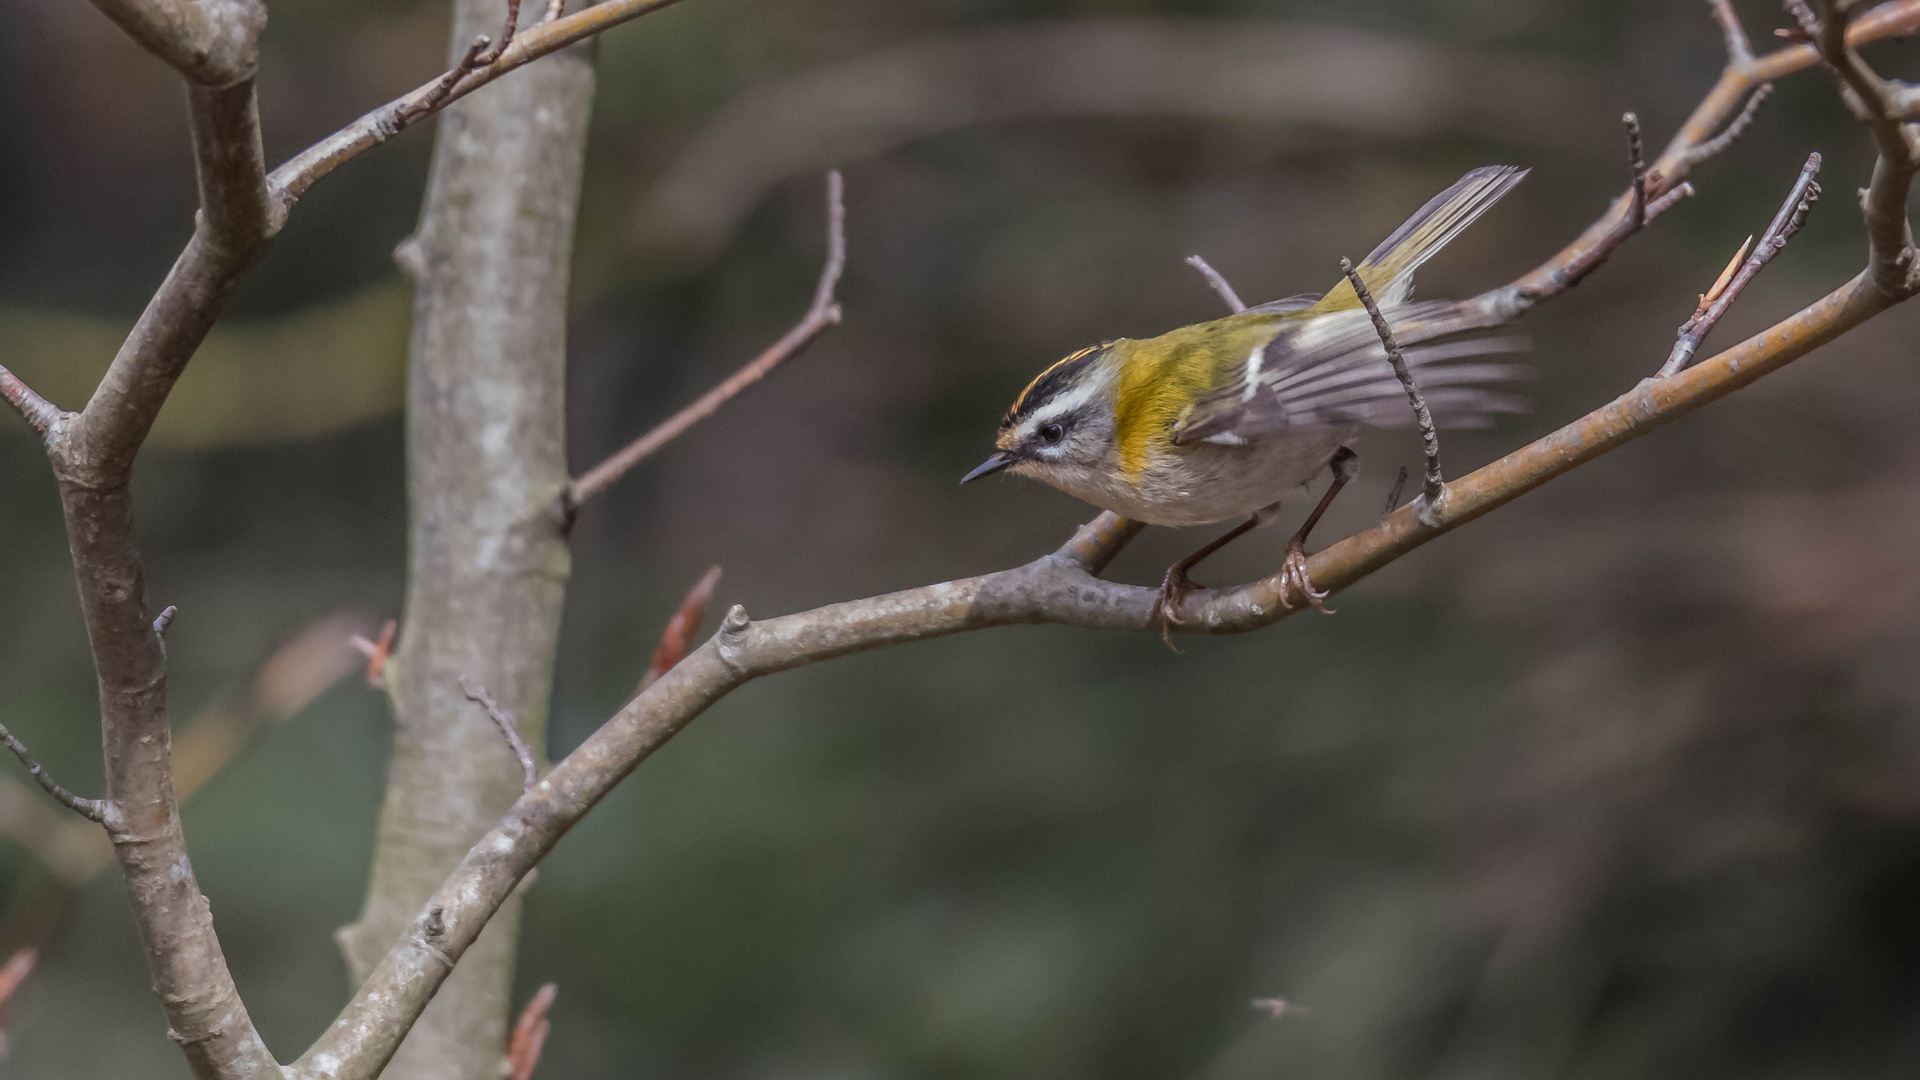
[463,682,540,793]
[269,0,694,213]
[567,171,846,509]
[1185,255,1247,313]
[1659,152,1822,376]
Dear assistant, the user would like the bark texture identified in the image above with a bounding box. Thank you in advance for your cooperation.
[333,5,594,1077]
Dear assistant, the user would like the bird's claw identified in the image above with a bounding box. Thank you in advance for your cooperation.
[1155,564,1197,650]
[1279,539,1333,614]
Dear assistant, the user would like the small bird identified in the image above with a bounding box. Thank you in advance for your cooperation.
[962,166,1529,632]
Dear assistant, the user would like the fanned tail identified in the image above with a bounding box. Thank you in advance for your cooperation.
[1307,165,1528,314]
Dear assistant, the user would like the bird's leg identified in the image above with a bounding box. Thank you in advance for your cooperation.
[1279,447,1359,613]
[1156,514,1262,647]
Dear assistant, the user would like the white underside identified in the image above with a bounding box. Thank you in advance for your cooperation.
[1036,425,1358,527]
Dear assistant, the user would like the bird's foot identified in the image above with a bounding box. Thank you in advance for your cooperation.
[1155,563,1199,651]
[1279,538,1333,614]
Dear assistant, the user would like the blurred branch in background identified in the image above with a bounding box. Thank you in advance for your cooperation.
[628,20,1615,272]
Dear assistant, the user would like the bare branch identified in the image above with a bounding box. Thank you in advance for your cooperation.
[270,0,693,212]
[153,605,178,635]
[1340,259,1444,521]
[544,0,566,22]
[0,722,106,824]
[1660,152,1822,376]
[0,364,66,447]
[1687,83,1773,165]
[641,567,724,691]
[1185,255,1247,313]
[485,0,527,62]
[461,682,539,793]
[1799,0,1920,300]
[567,171,846,508]
[503,984,557,1080]
[1709,0,1757,65]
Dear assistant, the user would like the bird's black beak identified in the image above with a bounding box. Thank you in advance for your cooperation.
[960,452,1015,485]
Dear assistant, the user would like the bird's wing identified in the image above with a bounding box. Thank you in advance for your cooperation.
[1169,300,1527,445]
[1309,165,1528,314]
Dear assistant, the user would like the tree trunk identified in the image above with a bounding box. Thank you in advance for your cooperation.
[334,7,594,1078]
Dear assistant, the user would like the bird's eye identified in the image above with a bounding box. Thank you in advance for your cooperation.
[1038,422,1065,446]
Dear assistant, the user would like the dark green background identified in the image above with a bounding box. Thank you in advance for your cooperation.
[4,0,1920,1075]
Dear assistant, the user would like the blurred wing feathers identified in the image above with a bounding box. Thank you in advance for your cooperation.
[1311,165,1528,313]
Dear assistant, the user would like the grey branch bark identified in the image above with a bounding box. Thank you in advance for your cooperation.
[331,3,594,1078]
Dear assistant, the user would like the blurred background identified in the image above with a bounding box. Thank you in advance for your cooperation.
[4,0,1920,1075]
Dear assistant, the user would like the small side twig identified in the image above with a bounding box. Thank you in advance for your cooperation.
[1383,464,1409,518]
[460,681,539,792]
[1185,254,1247,313]
[0,723,105,824]
[348,619,398,689]
[0,364,64,447]
[503,983,558,1080]
[152,605,178,635]
[567,171,847,509]
[544,0,565,22]
[483,0,526,62]
[1340,258,1443,520]
[1538,113,1694,295]
[1658,151,1822,377]
[1687,83,1774,165]
[1626,111,1649,228]
[641,567,724,691]
[1709,0,1757,66]
[414,35,493,118]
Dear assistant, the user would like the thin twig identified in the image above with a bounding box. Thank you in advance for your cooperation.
[484,0,526,62]
[1185,255,1247,313]
[1626,112,1649,228]
[270,0,693,213]
[503,983,557,1080]
[1340,258,1443,519]
[1535,113,1693,296]
[544,0,565,21]
[0,365,64,446]
[152,605,178,635]
[461,681,539,792]
[1660,152,1823,376]
[641,567,723,691]
[416,35,492,117]
[1686,83,1774,165]
[1383,465,1408,518]
[568,171,847,508]
[0,723,105,824]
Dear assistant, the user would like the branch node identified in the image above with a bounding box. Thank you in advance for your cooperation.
[0,721,106,824]
[1339,258,1444,512]
[461,680,539,792]
[0,364,67,448]
[1185,254,1247,313]
[722,605,751,634]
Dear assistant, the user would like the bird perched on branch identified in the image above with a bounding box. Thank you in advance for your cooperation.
[963,166,1529,633]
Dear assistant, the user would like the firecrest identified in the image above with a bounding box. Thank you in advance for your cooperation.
[963,165,1529,631]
